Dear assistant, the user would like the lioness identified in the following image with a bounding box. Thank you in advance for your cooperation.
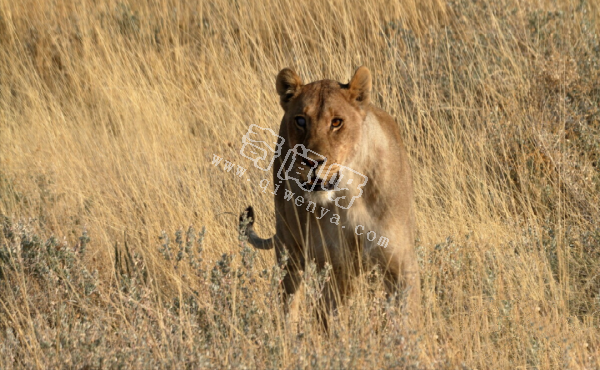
[240,66,420,326]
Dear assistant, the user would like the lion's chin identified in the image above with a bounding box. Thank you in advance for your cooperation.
[304,189,336,207]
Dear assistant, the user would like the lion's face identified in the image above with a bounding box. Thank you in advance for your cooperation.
[276,67,371,198]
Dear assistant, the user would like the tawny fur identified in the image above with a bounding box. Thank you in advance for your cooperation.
[240,66,420,327]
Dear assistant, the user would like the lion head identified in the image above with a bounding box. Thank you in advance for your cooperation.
[275,67,372,206]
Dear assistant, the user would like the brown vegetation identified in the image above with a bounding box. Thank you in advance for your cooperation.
[0,0,599,368]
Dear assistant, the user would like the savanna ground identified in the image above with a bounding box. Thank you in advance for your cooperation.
[0,0,599,368]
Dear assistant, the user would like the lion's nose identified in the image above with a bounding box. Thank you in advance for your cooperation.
[301,157,325,168]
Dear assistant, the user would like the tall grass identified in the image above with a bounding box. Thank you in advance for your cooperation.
[0,0,599,368]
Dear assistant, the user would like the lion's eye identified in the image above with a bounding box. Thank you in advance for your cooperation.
[331,118,343,128]
[295,116,306,128]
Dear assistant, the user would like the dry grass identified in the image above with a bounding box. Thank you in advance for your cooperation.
[0,0,599,368]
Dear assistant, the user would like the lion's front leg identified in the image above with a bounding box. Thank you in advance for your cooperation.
[397,257,421,328]
[276,244,305,331]
[371,245,422,328]
[280,266,303,320]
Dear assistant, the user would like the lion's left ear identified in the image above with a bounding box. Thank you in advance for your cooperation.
[348,66,371,105]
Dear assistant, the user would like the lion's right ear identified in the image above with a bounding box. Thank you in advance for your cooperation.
[276,68,303,108]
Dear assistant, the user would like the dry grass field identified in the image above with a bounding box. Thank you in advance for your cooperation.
[0,0,599,368]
